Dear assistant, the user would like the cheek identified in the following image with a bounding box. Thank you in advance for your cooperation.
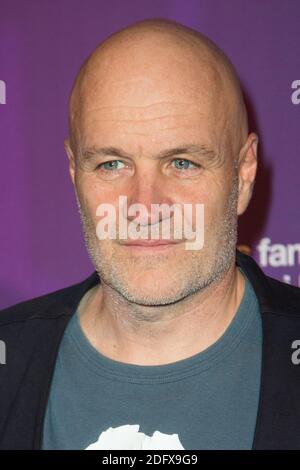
[76,173,116,212]
[196,182,233,231]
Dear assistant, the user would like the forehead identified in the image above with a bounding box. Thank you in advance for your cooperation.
[77,74,226,154]
[81,105,218,155]
[72,34,231,154]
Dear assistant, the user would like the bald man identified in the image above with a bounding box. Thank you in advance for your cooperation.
[0,19,300,451]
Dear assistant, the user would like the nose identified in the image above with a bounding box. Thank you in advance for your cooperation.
[124,167,173,226]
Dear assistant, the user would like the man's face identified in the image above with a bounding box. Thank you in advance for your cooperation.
[68,41,240,307]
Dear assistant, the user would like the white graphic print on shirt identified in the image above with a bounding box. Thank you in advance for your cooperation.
[85,424,185,450]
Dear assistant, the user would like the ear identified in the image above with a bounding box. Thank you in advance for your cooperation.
[237,132,259,216]
[64,138,76,186]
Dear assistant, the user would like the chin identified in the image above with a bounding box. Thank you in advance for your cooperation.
[118,279,186,306]
[122,293,180,307]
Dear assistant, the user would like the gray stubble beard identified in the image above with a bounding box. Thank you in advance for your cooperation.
[74,170,239,309]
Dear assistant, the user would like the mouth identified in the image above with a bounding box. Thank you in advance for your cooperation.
[120,239,181,251]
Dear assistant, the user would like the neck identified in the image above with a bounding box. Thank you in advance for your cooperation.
[78,260,245,366]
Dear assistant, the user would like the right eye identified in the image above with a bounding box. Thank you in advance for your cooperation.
[96,160,126,171]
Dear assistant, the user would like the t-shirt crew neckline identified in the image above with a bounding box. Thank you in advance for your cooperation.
[69,267,259,384]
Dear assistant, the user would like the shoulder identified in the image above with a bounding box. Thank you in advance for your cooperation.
[0,271,99,326]
[237,249,300,317]
[266,275,300,315]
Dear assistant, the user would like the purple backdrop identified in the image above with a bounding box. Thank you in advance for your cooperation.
[1,0,299,309]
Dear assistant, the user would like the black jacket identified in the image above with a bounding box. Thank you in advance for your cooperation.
[0,249,300,450]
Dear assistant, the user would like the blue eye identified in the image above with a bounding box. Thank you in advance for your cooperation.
[98,160,125,171]
[172,159,198,170]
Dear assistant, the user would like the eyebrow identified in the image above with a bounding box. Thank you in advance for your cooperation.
[80,144,217,162]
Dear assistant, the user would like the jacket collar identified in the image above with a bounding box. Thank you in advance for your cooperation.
[235,248,295,315]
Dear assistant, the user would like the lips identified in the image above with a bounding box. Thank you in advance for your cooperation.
[121,240,180,247]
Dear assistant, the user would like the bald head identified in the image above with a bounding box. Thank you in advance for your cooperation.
[68,18,248,158]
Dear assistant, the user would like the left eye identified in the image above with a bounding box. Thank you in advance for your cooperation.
[171,159,199,170]
[97,160,125,171]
